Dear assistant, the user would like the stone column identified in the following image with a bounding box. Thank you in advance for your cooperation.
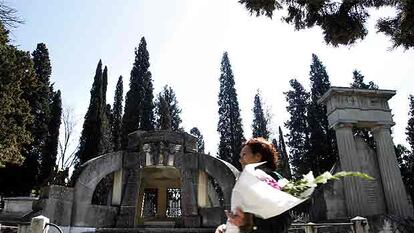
[372,125,412,217]
[334,124,365,217]
[112,169,123,206]
[197,171,208,208]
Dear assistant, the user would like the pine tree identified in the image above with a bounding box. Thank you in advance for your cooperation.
[75,60,108,166]
[252,90,270,139]
[112,76,123,151]
[155,85,182,131]
[277,127,292,179]
[190,127,205,153]
[217,52,245,170]
[0,23,33,167]
[122,37,154,148]
[307,54,337,175]
[0,23,39,195]
[284,79,310,177]
[350,70,378,90]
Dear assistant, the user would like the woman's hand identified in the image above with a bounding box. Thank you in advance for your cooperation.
[214,224,226,233]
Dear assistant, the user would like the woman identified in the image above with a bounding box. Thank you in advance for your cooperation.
[216,137,292,233]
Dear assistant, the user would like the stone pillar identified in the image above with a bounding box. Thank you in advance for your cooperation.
[334,124,365,217]
[198,171,208,208]
[116,151,143,227]
[31,216,49,233]
[178,154,200,227]
[372,125,412,217]
[112,169,123,206]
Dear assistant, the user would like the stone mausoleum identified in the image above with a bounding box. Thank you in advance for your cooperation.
[33,130,239,231]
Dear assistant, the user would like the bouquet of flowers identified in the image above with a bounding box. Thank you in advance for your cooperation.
[225,162,373,233]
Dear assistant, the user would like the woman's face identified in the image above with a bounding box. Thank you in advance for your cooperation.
[239,145,262,168]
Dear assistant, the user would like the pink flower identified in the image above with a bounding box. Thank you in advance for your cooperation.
[263,177,281,190]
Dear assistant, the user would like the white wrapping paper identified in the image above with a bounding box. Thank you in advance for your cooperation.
[226,162,310,233]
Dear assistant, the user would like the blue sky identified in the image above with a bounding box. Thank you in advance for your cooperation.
[10,0,414,155]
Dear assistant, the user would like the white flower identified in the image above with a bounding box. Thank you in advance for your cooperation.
[303,171,317,187]
[315,171,334,184]
[277,178,289,188]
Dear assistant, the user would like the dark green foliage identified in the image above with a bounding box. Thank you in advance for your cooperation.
[276,127,292,179]
[284,79,310,177]
[252,90,270,139]
[350,70,378,148]
[112,76,123,151]
[307,54,337,175]
[155,85,182,131]
[217,52,245,170]
[399,95,414,208]
[0,23,33,167]
[39,90,62,185]
[157,96,171,130]
[407,95,414,152]
[350,70,378,90]
[377,1,414,49]
[31,43,60,186]
[190,127,205,153]
[395,144,414,204]
[238,0,414,48]
[122,37,154,148]
[75,61,109,166]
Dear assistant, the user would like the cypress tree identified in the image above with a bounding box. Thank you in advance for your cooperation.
[407,95,414,152]
[307,54,337,175]
[277,126,292,179]
[158,96,172,130]
[217,52,245,170]
[190,127,205,153]
[100,67,112,154]
[75,60,108,166]
[350,70,378,90]
[39,90,62,185]
[252,90,270,139]
[403,96,414,203]
[122,37,153,148]
[284,79,310,177]
[349,70,379,148]
[31,43,63,186]
[112,76,123,151]
[155,85,182,131]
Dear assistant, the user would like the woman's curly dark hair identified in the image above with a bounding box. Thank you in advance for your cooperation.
[242,137,279,171]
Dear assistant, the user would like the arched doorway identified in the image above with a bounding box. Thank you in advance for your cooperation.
[136,166,182,225]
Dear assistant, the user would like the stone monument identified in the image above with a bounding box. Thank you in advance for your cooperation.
[316,87,413,219]
[31,130,238,232]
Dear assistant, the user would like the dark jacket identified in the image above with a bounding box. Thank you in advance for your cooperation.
[242,167,292,233]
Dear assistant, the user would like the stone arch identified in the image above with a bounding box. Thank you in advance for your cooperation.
[197,154,239,209]
[71,151,124,227]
